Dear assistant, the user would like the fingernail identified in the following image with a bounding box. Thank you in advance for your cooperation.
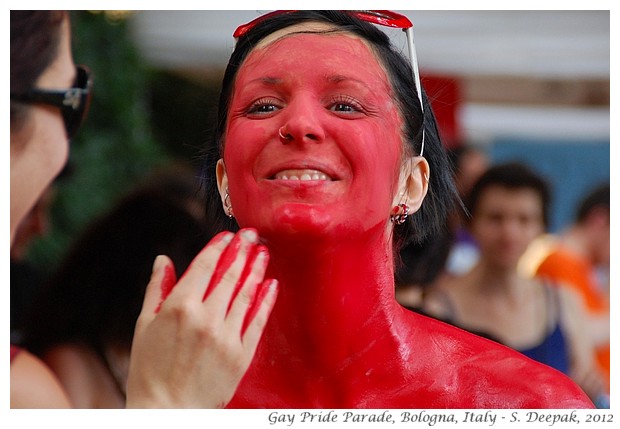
[255,248,267,265]
[152,255,166,273]
[241,228,258,243]
[220,232,234,244]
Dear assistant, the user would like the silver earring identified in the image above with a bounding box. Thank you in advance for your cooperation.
[278,127,292,141]
[224,188,234,219]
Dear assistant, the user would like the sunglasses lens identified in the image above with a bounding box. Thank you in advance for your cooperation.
[63,104,81,138]
[65,66,92,139]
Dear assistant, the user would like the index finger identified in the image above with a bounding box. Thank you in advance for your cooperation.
[168,231,235,301]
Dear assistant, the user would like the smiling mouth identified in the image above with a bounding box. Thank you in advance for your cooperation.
[272,169,333,181]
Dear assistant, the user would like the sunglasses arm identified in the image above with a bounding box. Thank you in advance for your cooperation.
[404,27,425,157]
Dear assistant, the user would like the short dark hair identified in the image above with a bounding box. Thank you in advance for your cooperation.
[200,10,459,251]
[10,11,66,132]
[467,162,551,228]
[576,183,609,223]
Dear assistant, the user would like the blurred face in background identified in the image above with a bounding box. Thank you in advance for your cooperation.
[589,207,610,268]
[471,185,545,270]
[10,15,74,243]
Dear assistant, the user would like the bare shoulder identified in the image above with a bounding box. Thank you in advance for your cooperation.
[42,343,107,408]
[43,343,95,374]
[10,349,72,408]
[403,312,594,408]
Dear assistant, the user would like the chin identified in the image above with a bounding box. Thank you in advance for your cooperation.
[245,203,341,244]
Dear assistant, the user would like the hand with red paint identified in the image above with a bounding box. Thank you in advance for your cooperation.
[125,229,278,408]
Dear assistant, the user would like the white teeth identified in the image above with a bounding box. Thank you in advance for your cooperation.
[274,169,332,181]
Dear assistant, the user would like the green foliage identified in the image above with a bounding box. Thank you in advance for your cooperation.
[28,11,171,274]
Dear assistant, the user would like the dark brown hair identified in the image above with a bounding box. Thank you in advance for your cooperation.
[201,11,459,250]
[467,161,551,228]
[10,11,66,132]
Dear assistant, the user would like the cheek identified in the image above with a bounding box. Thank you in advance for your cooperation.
[35,109,70,180]
[52,135,70,174]
[344,121,402,204]
[525,222,543,239]
[223,122,271,221]
[224,122,265,182]
[472,224,491,247]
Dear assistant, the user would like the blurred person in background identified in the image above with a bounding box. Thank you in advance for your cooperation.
[423,162,605,403]
[11,164,71,342]
[11,10,277,408]
[22,165,213,408]
[443,144,490,275]
[394,227,453,312]
[395,144,488,311]
[11,185,55,342]
[526,183,610,404]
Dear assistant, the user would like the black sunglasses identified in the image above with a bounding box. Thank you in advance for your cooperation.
[11,65,93,139]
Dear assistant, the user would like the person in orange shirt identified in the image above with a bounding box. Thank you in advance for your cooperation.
[535,184,610,399]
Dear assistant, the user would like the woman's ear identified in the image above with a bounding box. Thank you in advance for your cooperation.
[216,159,229,213]
[393,156,429,213]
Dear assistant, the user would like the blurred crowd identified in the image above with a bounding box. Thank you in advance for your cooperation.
[12,144,610,408]
[10,13,610,411]
[396,145,610,407]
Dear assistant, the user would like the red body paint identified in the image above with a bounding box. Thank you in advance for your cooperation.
[241,278,275,336]
[221,26,593,408]
[202,236,242,302]
[200,232,265,308]
[155,262,177,313]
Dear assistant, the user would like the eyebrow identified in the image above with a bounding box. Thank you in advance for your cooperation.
[327,74,372,89]
[246,77,282,86]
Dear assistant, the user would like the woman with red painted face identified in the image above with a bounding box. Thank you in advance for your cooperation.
[10,10,277,408]
[200,10,593,408]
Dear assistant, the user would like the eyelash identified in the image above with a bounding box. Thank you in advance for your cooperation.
[247,97,283,116]
[245,94,366,117]
[328,95,364,114]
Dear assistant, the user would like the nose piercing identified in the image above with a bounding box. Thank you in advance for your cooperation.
[278,127,292,141]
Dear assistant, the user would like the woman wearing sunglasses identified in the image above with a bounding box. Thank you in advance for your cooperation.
[10,11,278,408]
[201,10,593,408]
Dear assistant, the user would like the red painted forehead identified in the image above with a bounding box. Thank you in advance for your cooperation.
[236,28,395,97]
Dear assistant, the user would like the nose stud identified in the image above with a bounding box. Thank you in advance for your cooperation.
[278,127,293,141]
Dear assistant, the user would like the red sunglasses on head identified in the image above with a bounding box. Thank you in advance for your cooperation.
[233,10,425,156]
